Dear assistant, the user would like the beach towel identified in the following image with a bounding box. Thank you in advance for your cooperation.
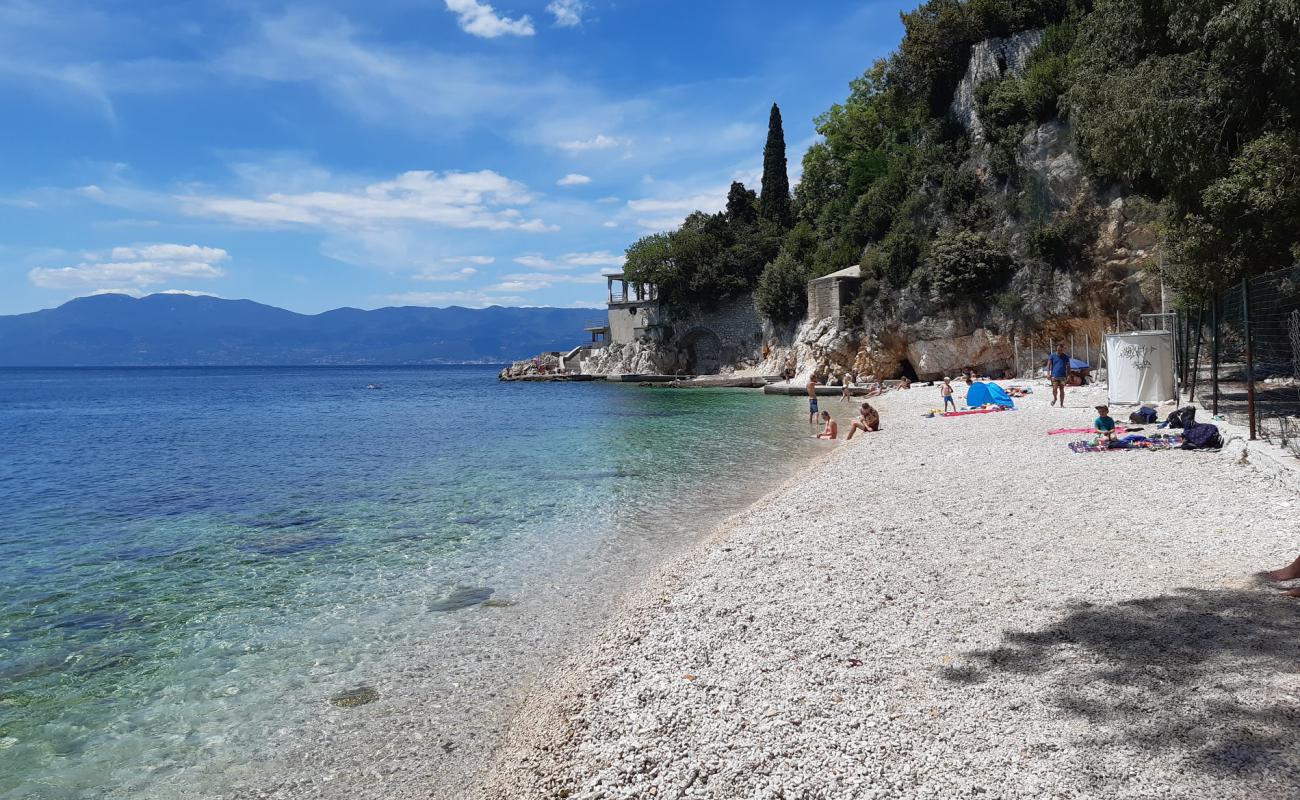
[1067,434,1183,453]
[941,408,1004,417]
[1047,426,1128,436]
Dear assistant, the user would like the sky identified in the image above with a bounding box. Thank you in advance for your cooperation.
[0,0,914,316]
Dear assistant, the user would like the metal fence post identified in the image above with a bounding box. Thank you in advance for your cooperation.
[1211,298,1220,415]
[1188,304,1203,403]
[1243,279,1257,440]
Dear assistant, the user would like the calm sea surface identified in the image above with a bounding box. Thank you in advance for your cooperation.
[0,366,830,799]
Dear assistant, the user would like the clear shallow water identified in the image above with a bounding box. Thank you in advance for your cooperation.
[0,367,830,799]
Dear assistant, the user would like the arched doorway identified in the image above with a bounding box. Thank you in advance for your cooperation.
[681,328,723,375]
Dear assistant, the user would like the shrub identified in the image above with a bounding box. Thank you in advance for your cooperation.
[923,229,1015,304]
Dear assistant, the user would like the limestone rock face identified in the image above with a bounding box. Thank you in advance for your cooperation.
[579,340,687,376]
[950,29,1045,144]
[906,329,1013,380]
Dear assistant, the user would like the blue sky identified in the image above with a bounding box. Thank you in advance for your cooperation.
[0,0,912,315]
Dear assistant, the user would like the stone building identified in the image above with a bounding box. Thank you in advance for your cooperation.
[602,273,661,345]
[807,265,862,323]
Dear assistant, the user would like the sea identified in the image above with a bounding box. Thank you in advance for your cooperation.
[0,366,830,799]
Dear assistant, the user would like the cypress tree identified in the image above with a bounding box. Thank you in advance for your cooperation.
[759,102,792,228]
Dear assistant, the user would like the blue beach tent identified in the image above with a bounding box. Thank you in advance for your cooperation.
[965,382,1015,409]
[1070,357,1091,370]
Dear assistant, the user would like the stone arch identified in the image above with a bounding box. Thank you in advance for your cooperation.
[680,327,724,375]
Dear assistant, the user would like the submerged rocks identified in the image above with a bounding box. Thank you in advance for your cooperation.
[428,586,495,612]
[329,685,379,708]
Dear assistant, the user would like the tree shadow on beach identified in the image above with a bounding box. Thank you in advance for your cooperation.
[942,587,1300,783]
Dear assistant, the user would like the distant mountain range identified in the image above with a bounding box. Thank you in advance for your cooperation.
[0,293,598,366]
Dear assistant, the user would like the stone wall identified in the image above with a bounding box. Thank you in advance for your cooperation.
[608,302,659,345]
[807,278,838,322]
[580,295,765,376]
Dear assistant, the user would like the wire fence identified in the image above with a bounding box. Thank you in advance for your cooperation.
[1178,267,1300,455]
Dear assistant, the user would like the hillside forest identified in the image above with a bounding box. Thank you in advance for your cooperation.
[621,0,1300,325]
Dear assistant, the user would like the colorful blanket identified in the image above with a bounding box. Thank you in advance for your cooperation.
[1068,434,1183,453]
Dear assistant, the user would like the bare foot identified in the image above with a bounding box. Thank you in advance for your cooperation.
[1285,587,1300,598]
[1264,557,1300,582]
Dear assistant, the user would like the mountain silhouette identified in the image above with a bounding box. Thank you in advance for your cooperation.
[0,293,596,366]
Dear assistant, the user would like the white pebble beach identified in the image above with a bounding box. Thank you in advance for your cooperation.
[479,380,1300,800]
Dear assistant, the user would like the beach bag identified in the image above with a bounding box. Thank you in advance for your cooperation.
[1129,406,1158,424]
[1166,406,1197,429]
[1181,422,1223,450]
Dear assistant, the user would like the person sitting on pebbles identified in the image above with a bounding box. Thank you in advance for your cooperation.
[814,410,838,440]
[845,402,880,439]
[1094,405,1118,442]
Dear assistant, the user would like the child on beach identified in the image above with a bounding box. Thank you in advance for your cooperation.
[840,374,853,402]
[1094,405,1117,442]
[941,378,956,412]
[814,411,838,439]
[807,376,819,424]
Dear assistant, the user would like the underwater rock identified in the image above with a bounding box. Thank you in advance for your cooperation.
[481,598,518,608]
[329,685,379,708]
[428,586,494,612]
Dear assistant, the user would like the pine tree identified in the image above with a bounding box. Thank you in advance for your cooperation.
[759,103,792,229]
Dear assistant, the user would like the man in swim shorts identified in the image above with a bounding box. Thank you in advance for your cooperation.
[807,376,819,423]
[1048,343,1070,407]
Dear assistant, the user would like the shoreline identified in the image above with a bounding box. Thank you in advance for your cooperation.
[476,381,1300,799]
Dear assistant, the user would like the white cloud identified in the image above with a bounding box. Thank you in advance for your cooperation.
[29,243,229,290]
[488,271,605,292]
[626,186,729,230]
[546,0,587,27]
[602,221,617,228]
[557,173,592,186]
[184,169,552,233]
[556,134,626,153]
[382,290,530,308]
[414,267,478,281]
[513,250,624,270]
[443,0,535,38]
[445,255,495,265]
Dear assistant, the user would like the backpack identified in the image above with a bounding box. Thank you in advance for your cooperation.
[1181,422,1223,450]
[1129,406,1158,424]
[1166,406,1198,429]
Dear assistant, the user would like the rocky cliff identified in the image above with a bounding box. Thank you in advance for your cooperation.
[783,29,1164,382]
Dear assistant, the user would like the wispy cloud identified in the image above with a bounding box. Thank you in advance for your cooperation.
[546,0,587,27]
[29,243,229,290]
[557,173,592,186]
[414,267,478,281]
[443,0,534,38]
[513,250,623,270]
[183,169,553,233]
[556,134,627,153]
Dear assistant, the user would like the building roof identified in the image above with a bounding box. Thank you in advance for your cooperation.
[810,265,862,282]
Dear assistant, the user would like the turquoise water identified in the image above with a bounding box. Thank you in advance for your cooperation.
[0,367,828,799]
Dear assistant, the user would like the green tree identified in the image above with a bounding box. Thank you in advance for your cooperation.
[756,250,808,322]
[760,103,792,228]
[726,181,758,225]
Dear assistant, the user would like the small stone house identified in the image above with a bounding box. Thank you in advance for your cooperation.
[806,265,862,323]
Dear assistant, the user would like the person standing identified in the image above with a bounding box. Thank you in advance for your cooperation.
[807,375,820,424]
[941,378,957,412]
[1048,343,1071,407]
